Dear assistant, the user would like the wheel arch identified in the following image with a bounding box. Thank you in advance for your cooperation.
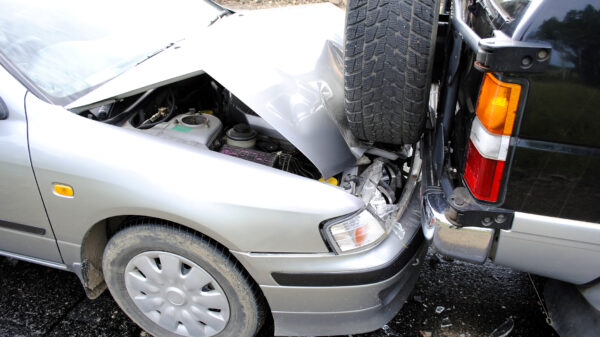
[77,214,269,311]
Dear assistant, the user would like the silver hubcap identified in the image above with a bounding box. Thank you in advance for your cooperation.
[124,251,230,337]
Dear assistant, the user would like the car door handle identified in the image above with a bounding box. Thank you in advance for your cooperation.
[0,97,8,120]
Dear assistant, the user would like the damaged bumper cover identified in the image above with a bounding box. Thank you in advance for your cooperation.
[232,188,427,336]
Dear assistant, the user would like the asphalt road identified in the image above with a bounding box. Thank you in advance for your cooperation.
[0,249,559,337]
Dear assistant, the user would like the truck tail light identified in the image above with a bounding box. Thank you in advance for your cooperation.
[464,140,506,201]
[476,73,522,135]
[464,74,522,202]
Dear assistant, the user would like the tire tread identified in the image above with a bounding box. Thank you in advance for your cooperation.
[344,0,440,144]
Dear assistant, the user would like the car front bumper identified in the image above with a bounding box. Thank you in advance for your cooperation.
[231,191,427,336]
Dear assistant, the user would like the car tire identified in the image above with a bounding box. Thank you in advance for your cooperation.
[344,0,441,145]
[102,223,265,337]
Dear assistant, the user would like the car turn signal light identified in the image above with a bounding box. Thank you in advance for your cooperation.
[53,183,74,197]
[476,73,521,135]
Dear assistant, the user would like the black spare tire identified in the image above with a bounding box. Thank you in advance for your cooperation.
[344,0,441,145]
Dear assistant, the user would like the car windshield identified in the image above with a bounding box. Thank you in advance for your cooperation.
[0,0,222,104]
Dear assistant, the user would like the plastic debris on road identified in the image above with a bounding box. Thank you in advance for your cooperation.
[489,317,514,337]
[441,317,453,328]
[381,324,399,336]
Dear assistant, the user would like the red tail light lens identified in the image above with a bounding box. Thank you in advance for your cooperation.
[464,140,506,202]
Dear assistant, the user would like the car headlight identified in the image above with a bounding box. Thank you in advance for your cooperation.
[324,160,400,253]
[324,208,385,253]
[323,190,398,253]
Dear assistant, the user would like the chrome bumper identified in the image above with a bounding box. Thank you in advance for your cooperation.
[421,191,494,264]
[420,131,495,264]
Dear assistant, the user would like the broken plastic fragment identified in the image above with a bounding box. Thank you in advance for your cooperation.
[489,317,514,337]
[391,218,406,239]
[441,317,452,328]
[357,160,383,204]
[435,306,445,314]
[381,324,399,336]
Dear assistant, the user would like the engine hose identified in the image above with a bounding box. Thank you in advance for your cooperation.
[138,90,176,130]
[103,89,156,125]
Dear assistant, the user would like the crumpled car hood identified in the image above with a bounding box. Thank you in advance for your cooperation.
[67,4,361,178]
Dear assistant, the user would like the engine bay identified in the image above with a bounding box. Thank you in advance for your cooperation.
[78,74,415,202]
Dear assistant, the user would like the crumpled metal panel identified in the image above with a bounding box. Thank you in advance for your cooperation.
[68,4,361,178]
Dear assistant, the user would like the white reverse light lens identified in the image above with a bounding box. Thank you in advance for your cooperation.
[328,210,385,252]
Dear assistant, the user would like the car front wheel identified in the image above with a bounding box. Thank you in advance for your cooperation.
[102,223,264,337]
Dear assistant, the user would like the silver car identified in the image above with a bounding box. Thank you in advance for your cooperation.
[0,0,427,336]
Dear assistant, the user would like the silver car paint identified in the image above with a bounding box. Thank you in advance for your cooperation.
[232,208,421,288]
[270,245,426,336]
[230,196,427,335]
[579,280,600,311]
[67,4,359,178]
[0,4,427,335]
[0,67,62,263]
[26,91,364,269]
[494,212,600,285]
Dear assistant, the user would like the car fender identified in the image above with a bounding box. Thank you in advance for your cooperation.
[26,92,363,268]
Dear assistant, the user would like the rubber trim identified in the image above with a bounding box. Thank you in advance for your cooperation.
[0,219,46,235]
[271,230,424,287]
[515,138,600,157]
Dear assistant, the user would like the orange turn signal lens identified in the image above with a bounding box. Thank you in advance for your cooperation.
[475,73,522,135]
[53,183,74,197]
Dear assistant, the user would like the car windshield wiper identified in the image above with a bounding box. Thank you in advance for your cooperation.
[135,40,182,66]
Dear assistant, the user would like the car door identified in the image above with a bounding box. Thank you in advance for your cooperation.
[0,65,62,264]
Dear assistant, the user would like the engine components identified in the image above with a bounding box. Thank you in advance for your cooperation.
[219,145,278,167]
[226,124,257,148]
[142,112,222,147]
[96,75,326,180]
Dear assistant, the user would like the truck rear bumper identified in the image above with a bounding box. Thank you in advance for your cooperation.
[420,130,495,264]
[421,191,494,264]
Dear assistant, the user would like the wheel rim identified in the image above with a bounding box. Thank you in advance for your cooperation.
[124,251,230,337]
